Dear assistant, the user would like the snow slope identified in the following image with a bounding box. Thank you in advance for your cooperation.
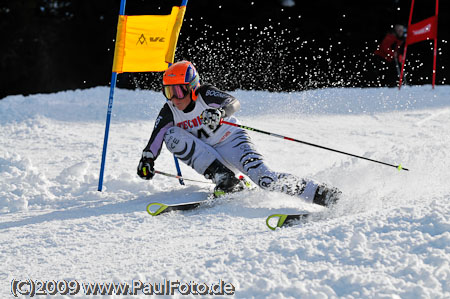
[1,86,450,298]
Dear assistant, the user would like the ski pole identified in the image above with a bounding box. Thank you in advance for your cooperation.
[394,55,406,86]
[394,56,401,78]
[154,170,213,184]
[221,120,409,171]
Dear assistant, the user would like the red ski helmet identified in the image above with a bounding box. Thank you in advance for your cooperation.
[162,61,200,100]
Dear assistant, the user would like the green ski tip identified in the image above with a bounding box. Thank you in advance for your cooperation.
[147,202,169,216]
[266,214,288,231]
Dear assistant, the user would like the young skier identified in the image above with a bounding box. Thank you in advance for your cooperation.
[137,61,341,207]
[370,24,406,86]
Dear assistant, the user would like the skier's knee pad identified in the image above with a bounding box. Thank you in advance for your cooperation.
[163,126,217,174]
[164,126,192,154]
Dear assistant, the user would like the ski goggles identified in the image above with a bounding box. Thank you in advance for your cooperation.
[162,84,190,100]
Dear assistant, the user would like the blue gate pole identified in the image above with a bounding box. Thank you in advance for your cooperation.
[173,156,184,185]
[98,0,127,192]
[166,61,183,185]
[170,0,189,186]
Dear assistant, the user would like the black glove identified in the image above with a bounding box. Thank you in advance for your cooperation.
[137,153,155,180]
[201,108,225,130]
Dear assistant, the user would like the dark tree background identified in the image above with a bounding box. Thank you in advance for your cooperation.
[0,0,448,99]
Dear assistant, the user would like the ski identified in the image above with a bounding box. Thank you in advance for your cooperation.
[146,197,214,216]
[266,213,310,230]
[147,178,253,216]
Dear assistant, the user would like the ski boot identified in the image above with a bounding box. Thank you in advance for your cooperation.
[204,160,246,197]
[312,184,341,207]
